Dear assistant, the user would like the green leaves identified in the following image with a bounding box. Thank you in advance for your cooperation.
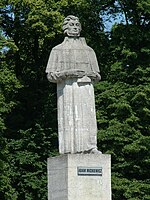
[112,175,150,200]
[6,124,58,199]
[95,2,150,198]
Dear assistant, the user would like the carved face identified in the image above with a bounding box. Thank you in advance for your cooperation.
[66,19,81,36]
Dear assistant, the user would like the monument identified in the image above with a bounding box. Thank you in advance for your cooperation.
[46,15,111,200]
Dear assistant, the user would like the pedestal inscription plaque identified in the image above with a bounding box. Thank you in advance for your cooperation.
[77,167,102,176]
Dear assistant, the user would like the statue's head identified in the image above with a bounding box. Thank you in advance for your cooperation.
[62,15,81,37]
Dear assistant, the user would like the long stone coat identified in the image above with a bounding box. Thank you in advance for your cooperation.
[46,37,101,154]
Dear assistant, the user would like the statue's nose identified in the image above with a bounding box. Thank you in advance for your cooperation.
[73,26,77,30]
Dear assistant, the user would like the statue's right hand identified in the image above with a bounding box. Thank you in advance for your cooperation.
[47,72,58,83]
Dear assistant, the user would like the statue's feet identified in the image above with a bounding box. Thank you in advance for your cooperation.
[81,148,102,154]
[90,148,102,154]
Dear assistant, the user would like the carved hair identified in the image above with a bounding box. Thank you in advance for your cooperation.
[62,15,81,35]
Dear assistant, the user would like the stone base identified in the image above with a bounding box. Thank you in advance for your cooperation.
[47,154,111,200]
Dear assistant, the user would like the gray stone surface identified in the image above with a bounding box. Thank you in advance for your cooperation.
[46,15,101,154]
[57,77,97,154]
[46,37,101,83]
[47,154,111,200]
[46,15,101,83]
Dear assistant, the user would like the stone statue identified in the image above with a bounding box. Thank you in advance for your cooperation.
[46,15,101,154]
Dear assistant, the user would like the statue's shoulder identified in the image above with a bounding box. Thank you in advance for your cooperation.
[80,37,95,52]
[52,40,66,51]
[52,43,64,51]
[51,37,95,53]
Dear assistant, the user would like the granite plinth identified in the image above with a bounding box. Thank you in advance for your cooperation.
[47,154,111,200]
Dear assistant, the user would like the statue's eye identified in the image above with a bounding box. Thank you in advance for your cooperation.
[76,23,79,26]
[69,22,74,26]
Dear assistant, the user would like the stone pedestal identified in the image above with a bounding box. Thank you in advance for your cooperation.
[47,154,111,200]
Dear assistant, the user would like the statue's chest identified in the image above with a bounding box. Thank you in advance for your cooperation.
[58,49,90,64]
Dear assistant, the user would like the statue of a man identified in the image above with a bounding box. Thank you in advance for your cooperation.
[46,15,101,154]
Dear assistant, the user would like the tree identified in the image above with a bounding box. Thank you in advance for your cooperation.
[0,29,21,199]
[96,0,150,199]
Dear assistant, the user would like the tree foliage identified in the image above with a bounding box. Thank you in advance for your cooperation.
[0,28,22,199]
[0,0,149,199]
[95,1,150,199]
